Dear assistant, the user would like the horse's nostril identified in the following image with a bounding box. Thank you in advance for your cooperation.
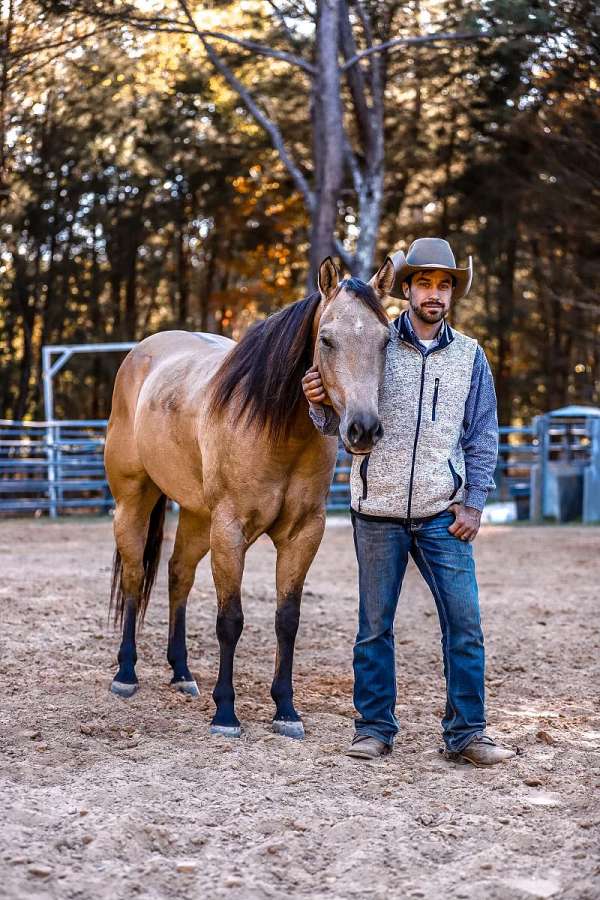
[348,421,364,446]
[374,422,384,441]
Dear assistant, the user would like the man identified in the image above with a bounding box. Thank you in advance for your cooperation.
[302,238,515,767]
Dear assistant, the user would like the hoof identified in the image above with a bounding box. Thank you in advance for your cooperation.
[273,719,305,740]
[210,724,241,738]
[110,680,138,698]
[171,679,200,698]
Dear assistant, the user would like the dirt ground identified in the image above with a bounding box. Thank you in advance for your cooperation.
[1,517,599,900]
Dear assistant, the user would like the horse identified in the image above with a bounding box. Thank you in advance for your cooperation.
[104,255,394,738]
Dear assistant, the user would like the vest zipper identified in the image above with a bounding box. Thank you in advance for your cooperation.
[406,354,427,520]
[432,378,440,421]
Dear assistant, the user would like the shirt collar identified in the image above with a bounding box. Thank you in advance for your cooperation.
[400,310,448,351]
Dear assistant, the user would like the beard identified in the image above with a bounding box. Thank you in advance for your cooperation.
[411,301,446,323]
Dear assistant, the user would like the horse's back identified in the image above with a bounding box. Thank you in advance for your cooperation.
[105,330,234,505]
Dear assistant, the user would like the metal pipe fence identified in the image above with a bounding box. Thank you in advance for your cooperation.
[1,418,541,516]
[0,420,111,516]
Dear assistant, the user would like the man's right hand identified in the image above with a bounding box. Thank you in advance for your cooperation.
[302,366,332,405]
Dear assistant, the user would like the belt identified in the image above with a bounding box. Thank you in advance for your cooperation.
[350,507,452,526]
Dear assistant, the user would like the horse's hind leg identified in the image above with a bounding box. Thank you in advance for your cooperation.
[209,509,248,737]
[110,479,163,697]
[269,514,326,739]
[167,508,211,697]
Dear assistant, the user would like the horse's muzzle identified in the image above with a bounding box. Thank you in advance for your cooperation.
[345,414,383,454]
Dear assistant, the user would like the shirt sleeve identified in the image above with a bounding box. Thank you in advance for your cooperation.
[461,345,498,511]
[308,403,341,436]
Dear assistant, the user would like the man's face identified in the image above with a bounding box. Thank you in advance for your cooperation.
[402,269,453,324]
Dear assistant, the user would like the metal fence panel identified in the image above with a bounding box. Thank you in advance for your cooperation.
[0,419,112,516]
[1,419,540,516]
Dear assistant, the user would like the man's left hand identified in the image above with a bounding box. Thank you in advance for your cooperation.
[448,504,482,542]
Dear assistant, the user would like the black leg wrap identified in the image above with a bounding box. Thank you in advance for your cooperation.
[115,600,138,685]
[271,594,302,722]
[212,607,244,728]
[167,605,193,682]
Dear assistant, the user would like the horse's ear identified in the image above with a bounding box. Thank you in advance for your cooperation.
[369,256,395,298]
[318,257,339,301]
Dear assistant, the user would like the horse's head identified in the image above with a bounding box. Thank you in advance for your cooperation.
[314,257,394,455]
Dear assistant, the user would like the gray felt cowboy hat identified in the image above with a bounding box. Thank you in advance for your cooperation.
[390,238,473,300]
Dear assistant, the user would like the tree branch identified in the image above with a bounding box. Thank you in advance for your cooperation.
[265,0,303,49]
[352,0,375,47]
[8,24,120,64]
[201,37,314,212]
[199,29,316,74]
[175,0,315,73]
[342,29,494,70]
[339,0,371,150]
[53,1,316,72]
[341,130,363,195]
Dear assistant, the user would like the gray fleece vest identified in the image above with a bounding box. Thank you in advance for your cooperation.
[350,319,478,520]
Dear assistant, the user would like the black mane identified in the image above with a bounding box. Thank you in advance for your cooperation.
[208,280,388,443]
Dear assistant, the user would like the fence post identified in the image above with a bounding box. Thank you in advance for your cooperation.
[46,422,57,519]
[530,415,547,522]
[42,348,57,518]
[583,417,600,524]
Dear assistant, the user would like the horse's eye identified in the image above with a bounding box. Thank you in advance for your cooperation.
[320,336,334,349]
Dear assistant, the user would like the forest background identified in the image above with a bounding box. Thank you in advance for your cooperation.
[0,0,598,426]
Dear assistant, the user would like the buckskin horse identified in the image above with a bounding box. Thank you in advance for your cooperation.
[105,256,394,738]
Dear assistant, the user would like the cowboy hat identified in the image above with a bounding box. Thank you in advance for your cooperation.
[390,238,473,300]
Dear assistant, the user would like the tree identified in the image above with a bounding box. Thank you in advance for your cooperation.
[48,0,528,285]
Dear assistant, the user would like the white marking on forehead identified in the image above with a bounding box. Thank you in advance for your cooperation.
[354,318,365,332]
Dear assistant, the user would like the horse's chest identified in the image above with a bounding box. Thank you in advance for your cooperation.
[205,430,336,534]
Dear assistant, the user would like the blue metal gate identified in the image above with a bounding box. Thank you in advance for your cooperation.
[0,420,111,515]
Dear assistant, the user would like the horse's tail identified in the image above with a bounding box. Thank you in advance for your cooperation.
[110,494,168,627]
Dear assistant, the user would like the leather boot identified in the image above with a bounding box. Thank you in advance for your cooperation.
[346,734,392,759]
[446,734,516,767]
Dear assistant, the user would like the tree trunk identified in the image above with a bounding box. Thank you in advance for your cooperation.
[13,253,34,420]
[125,239,139,340]
[176,192,189,326]
[495,228,517,425]
[200,229,219,332]
[308,0,344,289]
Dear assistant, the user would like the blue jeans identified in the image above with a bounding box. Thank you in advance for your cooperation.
[352,510,485,752]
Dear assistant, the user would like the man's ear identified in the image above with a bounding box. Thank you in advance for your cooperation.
[318,257,339,301]
[402,280,410,300]
[369,257,395,298]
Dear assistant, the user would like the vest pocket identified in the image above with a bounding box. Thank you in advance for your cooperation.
[358,454,370,511]
[448,459,463,500]
[432,378,440,421]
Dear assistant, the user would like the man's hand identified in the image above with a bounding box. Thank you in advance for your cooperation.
[302,365,332,405]
[448,504,482,542]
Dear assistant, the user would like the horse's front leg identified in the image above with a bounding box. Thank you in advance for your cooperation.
[269,513,326,739]
[209,511,248,737]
